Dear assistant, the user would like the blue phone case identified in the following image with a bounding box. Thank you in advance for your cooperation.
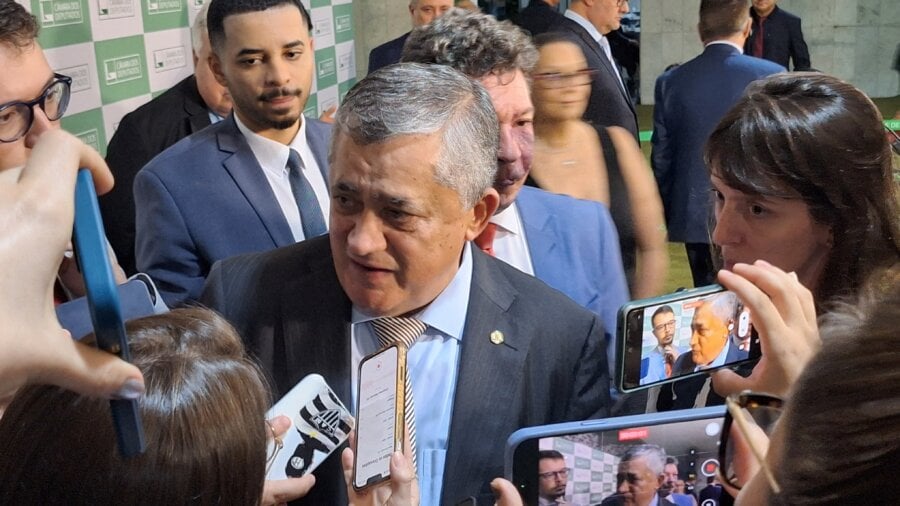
[73,169,146,458]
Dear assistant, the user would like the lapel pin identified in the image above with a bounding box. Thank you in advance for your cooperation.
[490,330,504,345]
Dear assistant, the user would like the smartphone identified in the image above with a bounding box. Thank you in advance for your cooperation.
[506,407,727,506]
[616,284,760,393]
[73,169,145,458]
[352,344,406,490]
[265,374,354,480]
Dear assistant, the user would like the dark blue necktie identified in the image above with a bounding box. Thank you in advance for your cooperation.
[286,149,327,239]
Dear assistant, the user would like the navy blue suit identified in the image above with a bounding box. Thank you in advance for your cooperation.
[658,342,748,410]
[133,115,332,306]
[367,32,409,74]
[745,6,811,71]
[651,44,784,245]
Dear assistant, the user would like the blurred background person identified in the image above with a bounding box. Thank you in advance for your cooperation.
[515,0,564,37]
[367,0,453,74]
[528,32,667,298]
[745,0,811,70]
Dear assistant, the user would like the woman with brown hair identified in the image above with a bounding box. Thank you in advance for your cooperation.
[527,32,668,298]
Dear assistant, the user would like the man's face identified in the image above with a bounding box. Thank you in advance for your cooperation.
[210,4,314,143]
[660,462,679,497]
[690,302,730,366]
[651,311,676,347]
[409,0,453,27]
[329,132,494,317]
[751,0,777,16]
[616,457,663,506]
[0,43,59,171]
[479,70,534,212]
[587,0,629,35]
[538,458,568,499]
[194,32,232,118]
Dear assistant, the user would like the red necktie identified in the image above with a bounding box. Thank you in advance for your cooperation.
[474,223,498,256]
[753,17,766,57]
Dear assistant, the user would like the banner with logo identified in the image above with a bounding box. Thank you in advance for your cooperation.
[17,0,355,156]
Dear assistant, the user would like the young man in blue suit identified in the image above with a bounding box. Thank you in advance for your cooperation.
[134,0,332,306]
[403,9,630,374]
[366,0,453,74]
[651,0,784,287]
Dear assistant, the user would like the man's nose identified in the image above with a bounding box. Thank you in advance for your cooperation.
[346,212,386,256]
[497,125,521,164]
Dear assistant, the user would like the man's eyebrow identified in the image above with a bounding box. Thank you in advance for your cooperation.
[284,40,305,49]
[236,48,264,57]
[332,181,357,193]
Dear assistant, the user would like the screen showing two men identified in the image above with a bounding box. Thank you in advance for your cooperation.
[621,290,757,391]
[520,417,727,506]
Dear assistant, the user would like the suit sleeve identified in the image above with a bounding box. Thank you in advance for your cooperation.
[789,17,811,70]
[650,72,674,203]
[100,113,153,276]
[199,260,227,316]
[567,314,612,420]
[134,167,205,307]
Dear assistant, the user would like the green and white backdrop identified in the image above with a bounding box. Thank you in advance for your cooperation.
[15,0,356,156]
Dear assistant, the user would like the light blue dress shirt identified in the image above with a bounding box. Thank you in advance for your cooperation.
[351,243,474,505]
[641,345,689,385]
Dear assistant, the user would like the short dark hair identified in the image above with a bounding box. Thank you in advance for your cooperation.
[207,0,312,54]
[0,308,270,504]
[539,449,566,461]
[652,304,675,320]
[0,0,39,51]
[698,0,751,42]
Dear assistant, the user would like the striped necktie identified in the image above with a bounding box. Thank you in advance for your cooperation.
[370,317,426,467]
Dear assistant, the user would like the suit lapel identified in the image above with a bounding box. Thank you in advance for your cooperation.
[564,19,634,114]
[217,116,296,247]
[441,252,531,502]
[304,118,331,182]
[515,189,557,281]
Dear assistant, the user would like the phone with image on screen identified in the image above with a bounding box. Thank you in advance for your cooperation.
[505,407,728,506]
[617,284,760,393]
[353,344,407,490]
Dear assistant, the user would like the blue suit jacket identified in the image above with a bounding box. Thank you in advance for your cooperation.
[516,186,629,362]
[367,32,409,74]
[651,44,783,243]
[745,6,811,71]
[134,115,332,306]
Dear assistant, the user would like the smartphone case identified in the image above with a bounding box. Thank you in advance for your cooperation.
[265,373,354,480]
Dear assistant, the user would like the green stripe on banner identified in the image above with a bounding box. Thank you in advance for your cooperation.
[639,119,898,143]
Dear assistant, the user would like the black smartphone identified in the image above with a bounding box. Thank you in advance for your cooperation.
[352,344,406,490]
[617,284,760,393]
[506,407,728,506]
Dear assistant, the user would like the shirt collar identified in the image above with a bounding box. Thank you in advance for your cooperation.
[233,113,307,176]
[490,201,523,236]
[564,9,605,43]
[696,340,732,371]
[351,242,474,341]
[705,40,744,53]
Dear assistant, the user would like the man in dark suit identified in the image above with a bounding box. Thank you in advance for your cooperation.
[745,0,811,70]
[546,0,638,140]
[366,0,453,74]
[651,0,784,287]
[599,445,676,506]
[102,1,232,275]
[515,0,564,37]
[403,9,629,374]
[202,63,610,504]
[134,0,331,306]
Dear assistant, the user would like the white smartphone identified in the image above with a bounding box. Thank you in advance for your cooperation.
[353,344,407,490]
[265,374,354,480]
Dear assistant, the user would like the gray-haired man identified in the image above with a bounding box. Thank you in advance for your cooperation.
[201,63,610,504]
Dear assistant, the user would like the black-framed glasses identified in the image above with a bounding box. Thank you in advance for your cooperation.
[0,73,72,143]
[719,392,783,494]
[653,320,677,333]
[533,69,599,89]
[538,469,570,480]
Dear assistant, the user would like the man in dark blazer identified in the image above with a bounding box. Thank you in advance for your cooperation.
[366,0,452,74]
[202,63,610,505]
[651,0,783,287]
[101,1,232,275]
[515,0,564,37]
[547,0,638,140]
[745,0,811,70]
[135,0,331,307]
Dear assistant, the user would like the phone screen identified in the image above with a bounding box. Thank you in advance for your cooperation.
[511,415,728,506]
[354,345,403,489]
[620,288,759,392]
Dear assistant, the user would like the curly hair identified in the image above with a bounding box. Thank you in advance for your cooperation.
[0,0,39,51]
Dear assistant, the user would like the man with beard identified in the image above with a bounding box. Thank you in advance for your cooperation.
[538,450,571,505]
[134,0,331,306]
[641,305,687,385]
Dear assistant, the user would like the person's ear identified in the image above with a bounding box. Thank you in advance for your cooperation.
[209,51,227,88]
[465,188,500,241]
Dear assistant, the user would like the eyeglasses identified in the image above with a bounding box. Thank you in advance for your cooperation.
[653,320,677,333]
[0,73,72,143]
[719,392,783,494]
[265,419,284,475]
[533,69,599,89]
[538,469,570,480]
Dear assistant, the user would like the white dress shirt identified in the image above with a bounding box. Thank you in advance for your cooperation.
[234,114,330,241]
[489,202,535,276]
